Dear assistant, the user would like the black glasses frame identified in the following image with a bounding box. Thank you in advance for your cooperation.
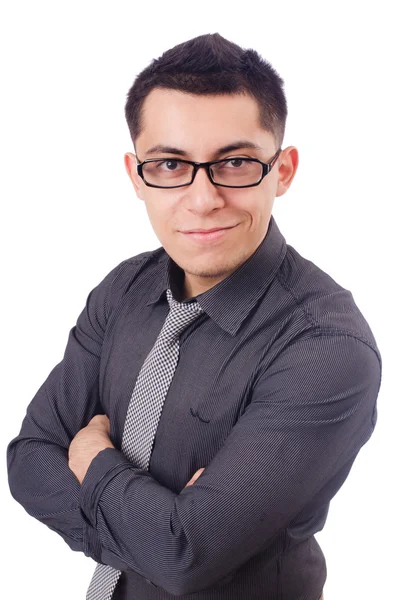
[136,147,282,189]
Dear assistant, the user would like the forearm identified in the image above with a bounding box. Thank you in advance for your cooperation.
[80,448,184,591]
[7,259,138,562]
[7,434,102,560]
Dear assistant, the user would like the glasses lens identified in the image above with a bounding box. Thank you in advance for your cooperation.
[141,158,263,187]
[210,159,262,186]
[142,159,194,187]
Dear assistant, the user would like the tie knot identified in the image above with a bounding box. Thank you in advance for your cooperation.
[163,288,204,340]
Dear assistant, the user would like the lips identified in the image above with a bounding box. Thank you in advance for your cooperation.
[183,227,231,233]
[180,224,237,242]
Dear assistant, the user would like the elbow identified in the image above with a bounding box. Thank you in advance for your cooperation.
[6,440,22,502]
[7,441,36,514]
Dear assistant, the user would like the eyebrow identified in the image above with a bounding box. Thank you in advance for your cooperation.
[144,140,263,158]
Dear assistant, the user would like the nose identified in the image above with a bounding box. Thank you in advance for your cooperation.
[184,165,225,212]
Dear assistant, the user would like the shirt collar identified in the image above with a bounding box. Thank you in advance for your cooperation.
[146,215,287,336]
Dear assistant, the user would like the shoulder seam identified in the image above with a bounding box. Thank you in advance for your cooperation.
[105,250,159,320]
[276,269,317,328]
[123,247,163,266]
[276,270,379,353]
[290,329,382,374]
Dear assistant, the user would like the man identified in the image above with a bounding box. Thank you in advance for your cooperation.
[7,33,381,600]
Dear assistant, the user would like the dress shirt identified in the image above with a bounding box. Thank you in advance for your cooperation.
[7,215,382,600]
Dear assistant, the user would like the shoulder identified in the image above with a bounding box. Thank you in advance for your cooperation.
[86,247,165,325]
[276,244,380,360]
[109,247,164,288]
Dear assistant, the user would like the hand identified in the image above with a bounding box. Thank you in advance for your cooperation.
[68,414,115,484]
[184,467,205,488]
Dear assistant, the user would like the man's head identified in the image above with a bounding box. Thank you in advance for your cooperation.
[124,33,298,300]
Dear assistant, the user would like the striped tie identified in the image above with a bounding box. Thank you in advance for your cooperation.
[86,288,204,600]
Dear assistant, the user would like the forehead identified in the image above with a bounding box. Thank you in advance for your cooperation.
[136,88,274,158]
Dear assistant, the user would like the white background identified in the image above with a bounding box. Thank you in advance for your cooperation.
[1,1,395,598]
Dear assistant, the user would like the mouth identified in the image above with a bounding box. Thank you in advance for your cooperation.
[180,224,238,243]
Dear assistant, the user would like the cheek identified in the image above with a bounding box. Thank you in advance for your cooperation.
[145,200,174,234]
[246,199,268,230]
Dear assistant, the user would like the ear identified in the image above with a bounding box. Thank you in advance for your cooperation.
[124,152,145,200]
[275,146,299,198]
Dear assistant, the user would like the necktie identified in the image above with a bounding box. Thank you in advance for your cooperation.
[86,288,204,600]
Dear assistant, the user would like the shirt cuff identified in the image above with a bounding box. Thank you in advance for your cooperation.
[82,512,103,562]
[80,447,135,528]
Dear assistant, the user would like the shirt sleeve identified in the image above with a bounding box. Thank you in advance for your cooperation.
[6,258,134,561]
[78,332,382,595]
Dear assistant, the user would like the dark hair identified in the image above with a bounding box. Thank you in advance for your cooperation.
[124,33,288,151]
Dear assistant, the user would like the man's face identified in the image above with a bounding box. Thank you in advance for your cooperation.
[125,88,298,299]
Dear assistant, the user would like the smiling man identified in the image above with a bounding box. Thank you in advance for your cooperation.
[124,89,289,302]
[7,33,382,600]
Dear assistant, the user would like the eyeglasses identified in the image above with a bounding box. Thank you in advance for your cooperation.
[136,148,282,189]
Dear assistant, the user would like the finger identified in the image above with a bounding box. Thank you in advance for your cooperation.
[184,467,205,488]
[90,414,109,423]
[89,414,110,432]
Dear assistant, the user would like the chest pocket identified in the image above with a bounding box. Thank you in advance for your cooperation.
[188,369,254,448]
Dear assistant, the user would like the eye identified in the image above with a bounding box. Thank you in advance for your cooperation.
[225,158,245,168]
[216,156,251,168]
[156,159,187,171]
[213,157,249,170]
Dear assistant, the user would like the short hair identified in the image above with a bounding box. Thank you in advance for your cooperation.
[124,33,288,151]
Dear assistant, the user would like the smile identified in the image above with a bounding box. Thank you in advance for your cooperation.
[180,225,237,242]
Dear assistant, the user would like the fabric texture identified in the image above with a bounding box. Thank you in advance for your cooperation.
[7,215,382,599]
[87,289,203,599]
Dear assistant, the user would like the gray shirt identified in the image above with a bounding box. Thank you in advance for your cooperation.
[7,215,382,599]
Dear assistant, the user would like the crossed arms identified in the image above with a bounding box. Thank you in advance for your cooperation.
[68,413,204,486]
[6,262,381,595]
